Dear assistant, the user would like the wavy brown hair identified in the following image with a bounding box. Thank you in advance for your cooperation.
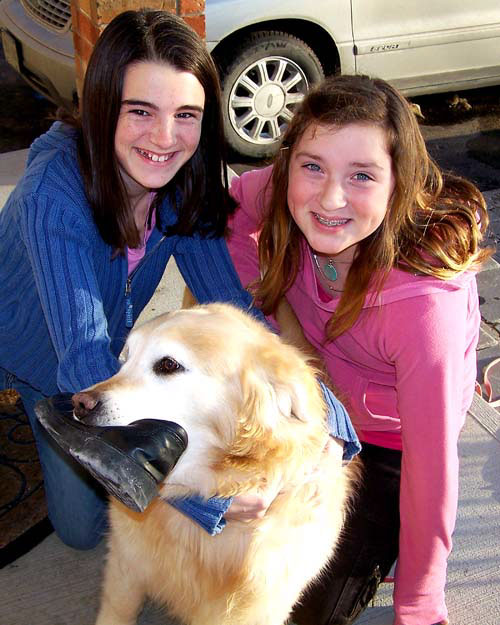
[256,74,492,340]
[62,9,234,253]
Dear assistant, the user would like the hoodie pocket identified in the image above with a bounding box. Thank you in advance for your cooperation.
[349,376,400,431]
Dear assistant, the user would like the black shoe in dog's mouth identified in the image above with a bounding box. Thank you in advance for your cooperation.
[35,393,188,512]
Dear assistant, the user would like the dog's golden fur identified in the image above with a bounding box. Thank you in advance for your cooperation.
[88,304,355,625]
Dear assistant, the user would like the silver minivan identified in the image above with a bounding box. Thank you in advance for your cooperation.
[1,0,500,158]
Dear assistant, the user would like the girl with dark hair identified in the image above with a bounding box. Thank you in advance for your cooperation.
[75,8,232,249]
[222,75,492,625]
[0,9,281,550]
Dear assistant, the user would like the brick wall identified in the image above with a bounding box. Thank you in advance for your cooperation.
[70,0,206,97]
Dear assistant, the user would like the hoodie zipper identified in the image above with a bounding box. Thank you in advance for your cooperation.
[124,235,166,328]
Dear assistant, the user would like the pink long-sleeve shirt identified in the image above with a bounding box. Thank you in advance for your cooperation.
[227,166,480,625]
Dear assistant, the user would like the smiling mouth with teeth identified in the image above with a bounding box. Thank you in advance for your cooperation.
[314,213,349,227]
[136,148,173,163]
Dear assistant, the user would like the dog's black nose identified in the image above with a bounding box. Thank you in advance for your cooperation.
[72,390,101,419]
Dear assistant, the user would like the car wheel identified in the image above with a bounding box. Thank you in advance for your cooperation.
[218,31,324,159]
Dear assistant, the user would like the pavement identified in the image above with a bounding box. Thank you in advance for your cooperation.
[0,139,500,625]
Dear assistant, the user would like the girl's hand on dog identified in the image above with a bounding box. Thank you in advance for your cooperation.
[225,490,279,521]
[225,437,344,521]
[326,437,344,463]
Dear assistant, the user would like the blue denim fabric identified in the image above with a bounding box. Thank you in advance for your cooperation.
[1,368,108,549]
[168,495,232,536]
[319,381,361,462]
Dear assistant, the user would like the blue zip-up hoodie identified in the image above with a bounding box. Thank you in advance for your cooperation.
[0,122,256,396]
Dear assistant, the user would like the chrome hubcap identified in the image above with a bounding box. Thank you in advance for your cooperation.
[228,56,309,146]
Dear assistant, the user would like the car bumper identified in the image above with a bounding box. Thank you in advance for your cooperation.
[0,0,75,105]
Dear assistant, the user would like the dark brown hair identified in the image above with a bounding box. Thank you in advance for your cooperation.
[69,9,233,252]
[256,74,492,340]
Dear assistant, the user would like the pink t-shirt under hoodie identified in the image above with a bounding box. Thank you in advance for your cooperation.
[128,194,157,275]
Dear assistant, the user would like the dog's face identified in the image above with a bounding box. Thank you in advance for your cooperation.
[73,304,328,497]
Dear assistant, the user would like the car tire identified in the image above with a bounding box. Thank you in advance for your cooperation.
[218,31,324,159]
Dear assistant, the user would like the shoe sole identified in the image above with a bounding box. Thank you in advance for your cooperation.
[35,395,161,512]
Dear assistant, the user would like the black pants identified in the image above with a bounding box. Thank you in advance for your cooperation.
[291,443,402,625]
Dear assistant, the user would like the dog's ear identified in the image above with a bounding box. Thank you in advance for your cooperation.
[221,344,328,479]
[268,344,325,425]
[235,348,326,448]
[273,372,321,425]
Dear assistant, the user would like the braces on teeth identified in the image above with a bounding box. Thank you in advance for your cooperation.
[315,213,348,227]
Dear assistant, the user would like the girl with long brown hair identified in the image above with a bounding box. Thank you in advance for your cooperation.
[226,74,492,625]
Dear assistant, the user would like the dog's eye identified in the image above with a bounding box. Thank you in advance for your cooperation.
[153,357,184,376]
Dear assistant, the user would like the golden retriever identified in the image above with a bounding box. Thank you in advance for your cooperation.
[77,304,354,625]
